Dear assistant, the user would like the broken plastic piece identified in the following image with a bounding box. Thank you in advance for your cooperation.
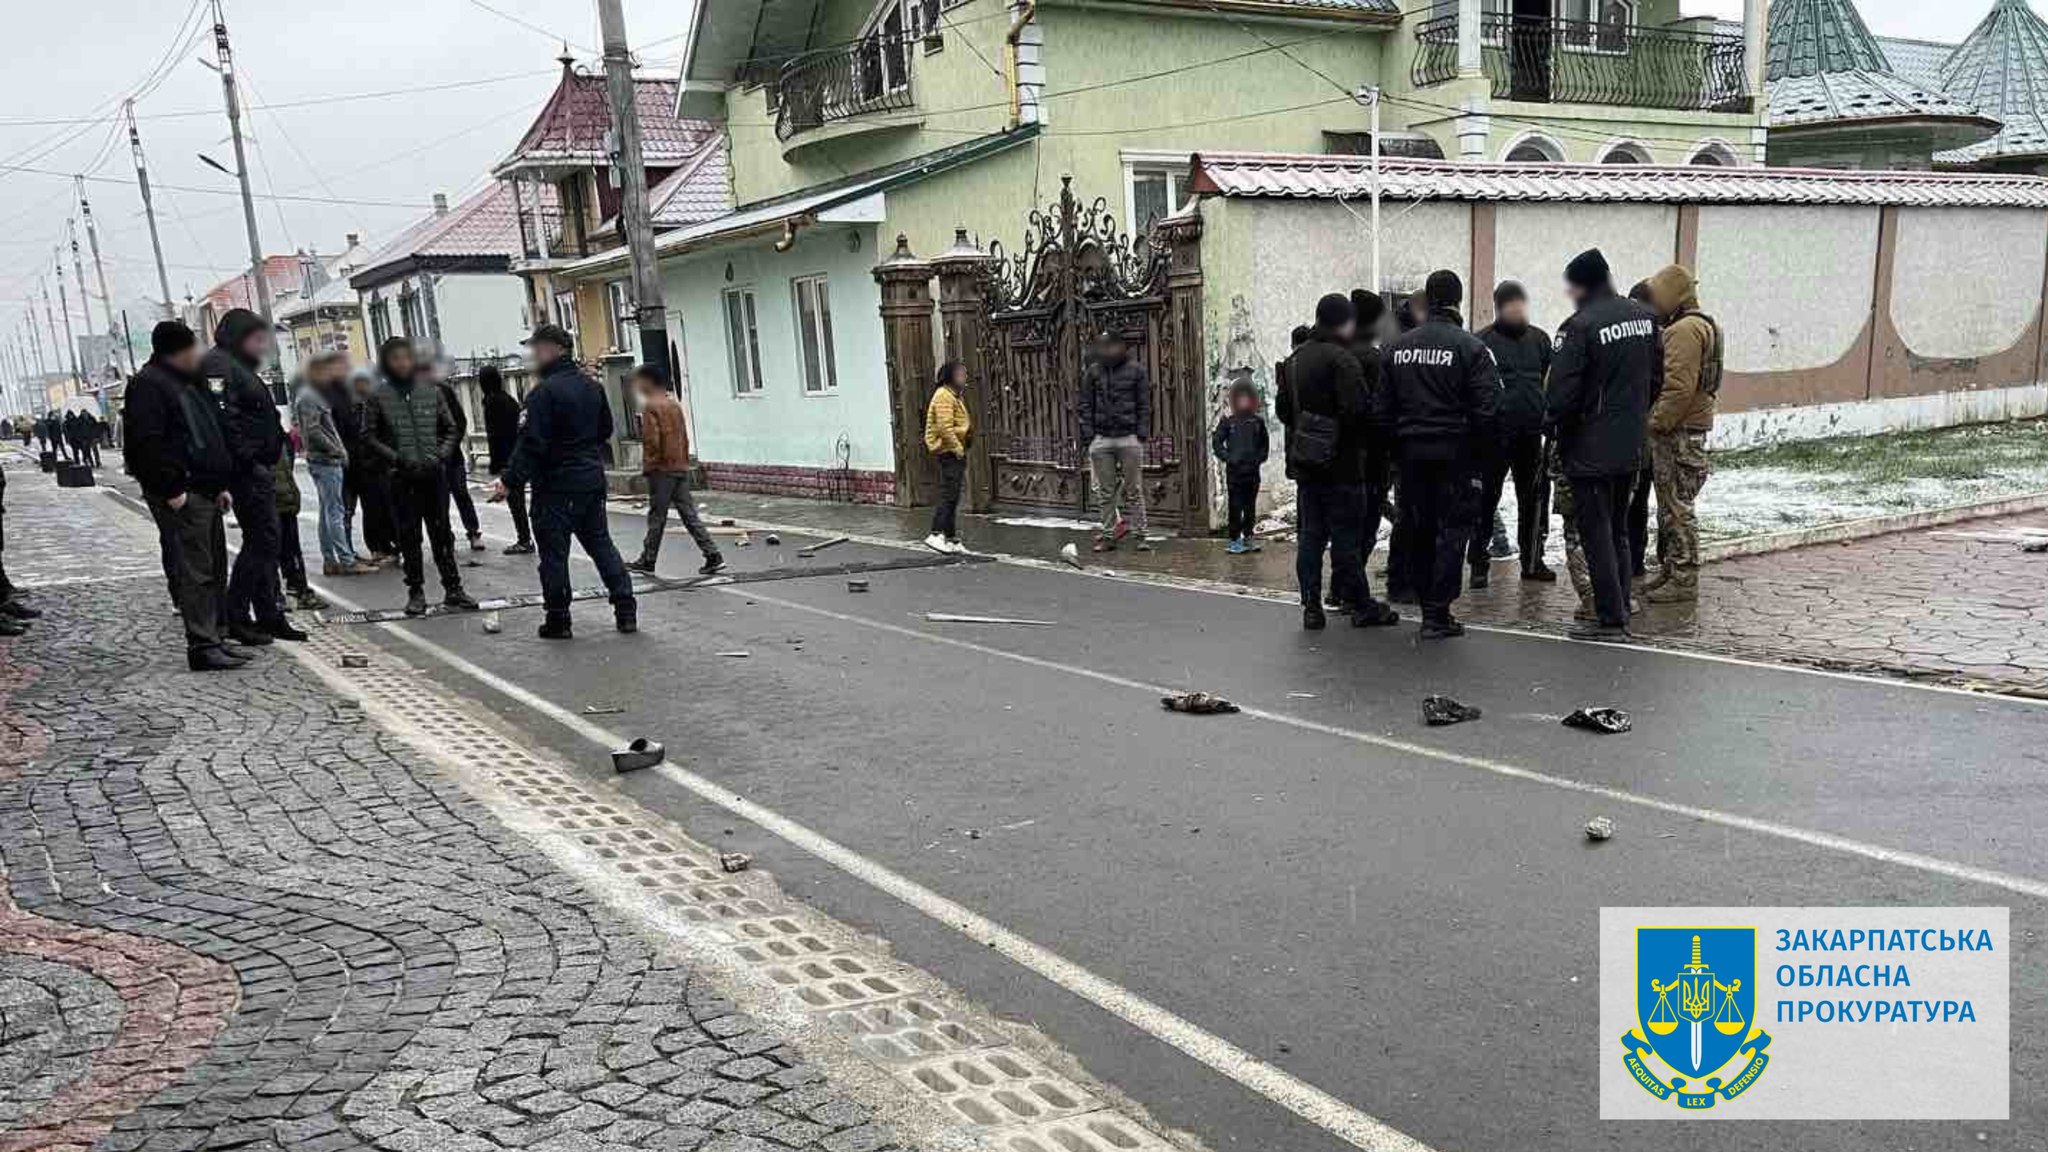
[808,535,850,552]
[764,532,782,546]
[1421,695,1482,726]
[1059,542,1081,568]
[340,653,369,668]
[847,578,869,593]
[716,650,751,658]
[925,612,1055,626]
[2023,540,2048,554]
[481,611,502,634]
[1563,707,1632,734]
[719,851,752,873]
[719,517,736,527]
[1585,815,1616,841]
[1161,691,1240,715]
[581,704,627,716]
[612,737,665,773]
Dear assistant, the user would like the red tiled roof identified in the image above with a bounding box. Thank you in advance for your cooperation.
[1185,152,2048,207]
[203,255,303,314]
[351,182,558,287]
[497,65,718,172]
[640,138,732,229]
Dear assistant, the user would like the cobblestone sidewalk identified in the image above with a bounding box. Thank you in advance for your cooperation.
[0,475,906,1152]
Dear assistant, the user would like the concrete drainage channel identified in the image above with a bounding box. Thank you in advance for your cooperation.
[289,626,1189,1152]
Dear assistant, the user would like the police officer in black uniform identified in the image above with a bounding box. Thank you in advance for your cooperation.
[1547,249,1662,641]
[1376,269,1499,640]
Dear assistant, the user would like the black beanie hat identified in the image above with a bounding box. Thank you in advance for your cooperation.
[1349,289,1385,331]
[1493,280,1528,307]
[1290,324,1313,348]
[1425,269,1462,310]
[151,320,197,358]
[1565,248,1611,290]
[1314,292,1354,330]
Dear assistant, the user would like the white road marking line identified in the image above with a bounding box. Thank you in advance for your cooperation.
[286,577,1436,1152]
[725,587,2048,903]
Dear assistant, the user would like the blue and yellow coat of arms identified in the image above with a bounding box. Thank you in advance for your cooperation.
[1622,927,1772,1109]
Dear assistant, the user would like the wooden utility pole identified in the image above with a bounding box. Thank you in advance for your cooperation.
[125,99,177,320]
[37,283,61,385]
[596,0,669,373]
[54,255,82,390]
[212,0,271,324]
[77,176,128,372]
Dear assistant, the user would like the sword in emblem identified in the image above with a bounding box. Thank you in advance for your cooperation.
[1691,1019,1702,1072]
[1681,935,1712,1073]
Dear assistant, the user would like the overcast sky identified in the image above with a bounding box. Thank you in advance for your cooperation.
[0,0,2015,361]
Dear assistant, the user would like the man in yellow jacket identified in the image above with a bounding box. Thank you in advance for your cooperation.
[1643,264,1721,604]
[923,362,972,553]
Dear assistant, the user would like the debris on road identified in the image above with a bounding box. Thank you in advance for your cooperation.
[716,650,751,658]
[798,535,850,558]
[1421,695,1483,726]
[1584,815,1616,841]
[719,851,752,873]
[611,737,665,773]
[340,652,369,669]
[719,517,737,526]
[847,578,869,593]
[736,533,751,547]
[2024,539,2048,554]
[581,704,627,716]
[925,612,1055,626]
[481,611,502,634]
[1287,691,1318,699]
[1563,707,1632,734]
[764,532,782,546]
[1059,542,1081,568]
[1161,691,1240,715]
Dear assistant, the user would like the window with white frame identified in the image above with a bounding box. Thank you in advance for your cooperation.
[857,0,911,103]
[723,287,764,395]
[1126,165,1191,236]
[790,275,839,394]
[1560,0,1634,48]
[605,279,634,353]
[553,291,577,335]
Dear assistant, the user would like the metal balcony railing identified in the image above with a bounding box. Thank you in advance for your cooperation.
[1412,14,1749,113]
[774,32,916,142]
[517,207,568,261]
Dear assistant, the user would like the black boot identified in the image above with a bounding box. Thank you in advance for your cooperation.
[0,617,27,637]
[1351,599,1400,627]
[1467,562,1489,591]
[404,588,428,617]
[615,603,638,634]
[625,557,656,574]
[260,616,309,642]
[227,621,274,646]
[1523,561,1558,582]
[443,588,479,611]
[1302,604,1327,631]
[188,645,249,672]
[0,599,42,619]
[538,615,573,640]
[1418,613,1466,640]
[699,554,725,575]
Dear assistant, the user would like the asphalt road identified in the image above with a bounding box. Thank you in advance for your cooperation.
[292,484,2047,1152]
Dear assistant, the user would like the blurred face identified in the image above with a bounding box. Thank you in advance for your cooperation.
[1498,297,1529,328]
[386,348,415,381]
[531,341,563,370]
[167,346,202,375]
[632,373,661,399]
[238,326,274,363]
[1565,281,1590,309]
[1333,318,1357,344]
[1231,390,1255,414]
[948,364,967,388]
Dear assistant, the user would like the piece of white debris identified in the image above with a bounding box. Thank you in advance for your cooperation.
[764,532,781,546]
[716,650,751,658]
[1584,815,1616,841]
[340,653,369,669]
[925,612,1055,626]
[481,611,502,634]
[1059,541,1081,568]
[719,851,752,873]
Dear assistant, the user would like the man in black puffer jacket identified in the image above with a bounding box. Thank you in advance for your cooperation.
[1076,330,1151,552]
[362,337,476,617]
[1477,281,1555,584]
[1548,248,1662,640]
[202,307,305,644]
[1287,294,1397,631]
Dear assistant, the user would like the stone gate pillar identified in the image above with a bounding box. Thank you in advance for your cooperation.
[873,235,938,508]
[931,227,996,513]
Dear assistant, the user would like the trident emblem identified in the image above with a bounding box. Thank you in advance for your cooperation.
[1647,934,1745,1073]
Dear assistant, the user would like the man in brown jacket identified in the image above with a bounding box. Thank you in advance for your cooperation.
[625,366,725,575]
[1643,264,1720,604]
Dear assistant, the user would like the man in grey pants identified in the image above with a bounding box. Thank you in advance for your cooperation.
[625,366,725,575]
[1077,330,1152,553]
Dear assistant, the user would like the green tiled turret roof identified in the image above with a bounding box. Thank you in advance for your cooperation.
[1764,0,1996,146]
[1938,0,2048,163]
[1766,0,1891,79]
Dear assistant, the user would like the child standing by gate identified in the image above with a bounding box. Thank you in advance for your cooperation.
[1212,379,1269,553]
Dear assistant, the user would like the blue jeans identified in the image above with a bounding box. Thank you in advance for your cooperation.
[308,461,356,566]
[533,489,636,619]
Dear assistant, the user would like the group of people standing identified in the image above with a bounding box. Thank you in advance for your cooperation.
[25,409,107,467]
[1276,246,1721,641]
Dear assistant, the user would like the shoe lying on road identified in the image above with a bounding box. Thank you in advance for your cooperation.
[187,645,248,672]
[611,737,664,773]
[444,589,479,611]
[503,540,535,555]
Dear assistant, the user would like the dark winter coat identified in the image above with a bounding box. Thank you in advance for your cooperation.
[437,380,469,444]
[1547,286,1662,478]
[482,388,522,475]
[1210,411,1270,477]
[322,379,362,459]
[123,358,235,501]
[363,373,458,474]
[1076,355,1151,441]
[1282,332,1370,486]
[503,358,613,494]
[1376,306,1500,461]
[202,309,284,468]
[1478,319,1553,438]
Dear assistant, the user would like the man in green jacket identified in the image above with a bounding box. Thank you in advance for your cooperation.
[362,337,478,617]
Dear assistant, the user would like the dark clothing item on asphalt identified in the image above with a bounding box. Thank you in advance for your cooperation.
[504,359,613,495]
[364,373,459,474]
[930,454,965,541]
[390,469,463,593]
[203,309,285,468]
[1296,480,1366,611]
[642,471,722,563]
[1377,306,1500,459]
[1571,473,1636,627]
[1076,355,1150,442]
[1479,319,1553,438]
[533,489,636,619]
[226,464,282,627]
[482,387,522,474]
[1282,333,1370,486]
[1210,411,1270,476]
[150,493,228,651]
[1548,286,1661,479]
[1398,456,1471,623]
[125,358,235,501]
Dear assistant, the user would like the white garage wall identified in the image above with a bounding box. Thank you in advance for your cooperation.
[1698,205,1878,374]
[1892,207,2046,359]
[1493,203,1678,336]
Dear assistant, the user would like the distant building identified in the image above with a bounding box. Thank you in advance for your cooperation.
[189,255,302,339]
[349,186,536,365]
[276,236,375,369]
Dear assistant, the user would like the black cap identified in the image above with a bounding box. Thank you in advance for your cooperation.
[1425,269,1463,310]
[1493,280,1527,307]
[1565,248,1612,291]
[1349,289,1385,331]
[1314,293,1354,330]
[524,322,575,352]
[150,319,197,358]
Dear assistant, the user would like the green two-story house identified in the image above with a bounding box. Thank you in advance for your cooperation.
[563,0,1768,505]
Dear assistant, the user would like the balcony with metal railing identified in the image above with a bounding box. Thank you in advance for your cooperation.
[516,206,569,262]
[1412,13,1749,112]
[773,31,918,145]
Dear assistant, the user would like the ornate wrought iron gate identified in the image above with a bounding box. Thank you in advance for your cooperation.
[972,178,1208,530]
